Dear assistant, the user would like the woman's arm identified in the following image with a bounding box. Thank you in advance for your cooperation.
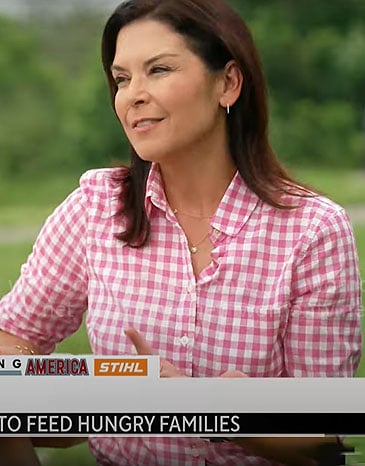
[285,209,362,377]
[0,438,41,466]
[0,330,39,355]
[257,210,361,463]
[0,184,89,355]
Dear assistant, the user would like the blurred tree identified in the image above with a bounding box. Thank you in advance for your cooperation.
[0,16,67,176]
[0,1,364,175]
[271,99,364,168]
[231,0,365,167]
[63,46,129,170]
[28,10,129,171]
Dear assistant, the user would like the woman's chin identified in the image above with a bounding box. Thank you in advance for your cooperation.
[134,148,171,164]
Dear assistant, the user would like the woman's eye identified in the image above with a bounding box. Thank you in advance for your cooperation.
[115,76,129,87]
[151,66,171,74]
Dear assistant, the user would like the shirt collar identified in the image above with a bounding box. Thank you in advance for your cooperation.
[145,163,260,236]
[145,163,168,216]
[211,171,260,236]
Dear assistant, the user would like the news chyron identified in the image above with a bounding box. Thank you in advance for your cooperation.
[0,356,150,377]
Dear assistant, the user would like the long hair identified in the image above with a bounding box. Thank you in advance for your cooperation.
[101,0,310,247]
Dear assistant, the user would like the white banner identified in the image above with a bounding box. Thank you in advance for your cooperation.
[1,355,365,413]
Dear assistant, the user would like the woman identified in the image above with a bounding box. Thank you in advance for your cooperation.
[0,0,362,464]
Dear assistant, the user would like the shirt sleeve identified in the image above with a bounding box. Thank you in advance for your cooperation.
[284,208,362,376]
[0,177,90,354]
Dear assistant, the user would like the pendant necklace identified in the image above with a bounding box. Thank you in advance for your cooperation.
[173,208,212,254]
[188,228,212,254]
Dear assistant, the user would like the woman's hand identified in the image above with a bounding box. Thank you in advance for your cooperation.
[124,328,185,377]
[124,328,249,378]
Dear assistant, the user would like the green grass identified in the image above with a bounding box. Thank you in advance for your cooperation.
[0,243,33,296]
[354,225,365,278]
[290,167,365,206]
[0,173,79,227]
[55,320,91,354]
[0,174,79,207]
[36,442,96,466]
[0,205,55,227]
[346,437,365,465]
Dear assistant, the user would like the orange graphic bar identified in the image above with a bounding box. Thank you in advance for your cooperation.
[94,358,148,376]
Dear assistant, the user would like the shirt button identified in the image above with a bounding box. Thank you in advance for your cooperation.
[180,335,189,346]
[190,443,206,457]
[187,283,194,293]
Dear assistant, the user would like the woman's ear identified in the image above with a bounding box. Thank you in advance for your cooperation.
[219,60,243,109]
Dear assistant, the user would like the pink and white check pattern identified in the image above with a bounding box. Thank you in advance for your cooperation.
[0,164,362,465]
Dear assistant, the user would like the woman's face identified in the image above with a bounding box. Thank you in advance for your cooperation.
[111,19,225,164]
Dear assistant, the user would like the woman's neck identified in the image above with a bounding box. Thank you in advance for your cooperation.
[159,152,236,217]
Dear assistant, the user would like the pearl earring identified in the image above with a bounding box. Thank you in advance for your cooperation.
[226,104,230,115]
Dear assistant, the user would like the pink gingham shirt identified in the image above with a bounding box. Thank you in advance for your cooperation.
[0,163,362,465]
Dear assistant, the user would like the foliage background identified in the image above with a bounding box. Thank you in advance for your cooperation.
[0,0,364,179]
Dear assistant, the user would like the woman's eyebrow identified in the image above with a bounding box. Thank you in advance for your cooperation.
[111,52,180,72]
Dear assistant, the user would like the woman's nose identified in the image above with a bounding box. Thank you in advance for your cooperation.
[128,76,150,107]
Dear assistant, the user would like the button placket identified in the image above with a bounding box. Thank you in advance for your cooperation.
[190,440,207,458]
[180,335,189,346]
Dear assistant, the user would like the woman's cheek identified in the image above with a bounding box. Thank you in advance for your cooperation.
[114,93,125,124]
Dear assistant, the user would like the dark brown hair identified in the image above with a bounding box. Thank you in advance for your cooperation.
[101,0,310,246]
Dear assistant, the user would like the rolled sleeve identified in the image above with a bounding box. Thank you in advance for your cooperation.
[0,177,90,354]
[284,209,362,376]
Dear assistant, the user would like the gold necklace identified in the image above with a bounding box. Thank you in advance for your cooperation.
[173,208,213,220]
[188,227,212,254]
[173,209,213,254]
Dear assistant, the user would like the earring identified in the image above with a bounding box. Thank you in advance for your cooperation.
[226,104,230,115]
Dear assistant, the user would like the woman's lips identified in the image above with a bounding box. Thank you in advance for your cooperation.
[133,118,164,132]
